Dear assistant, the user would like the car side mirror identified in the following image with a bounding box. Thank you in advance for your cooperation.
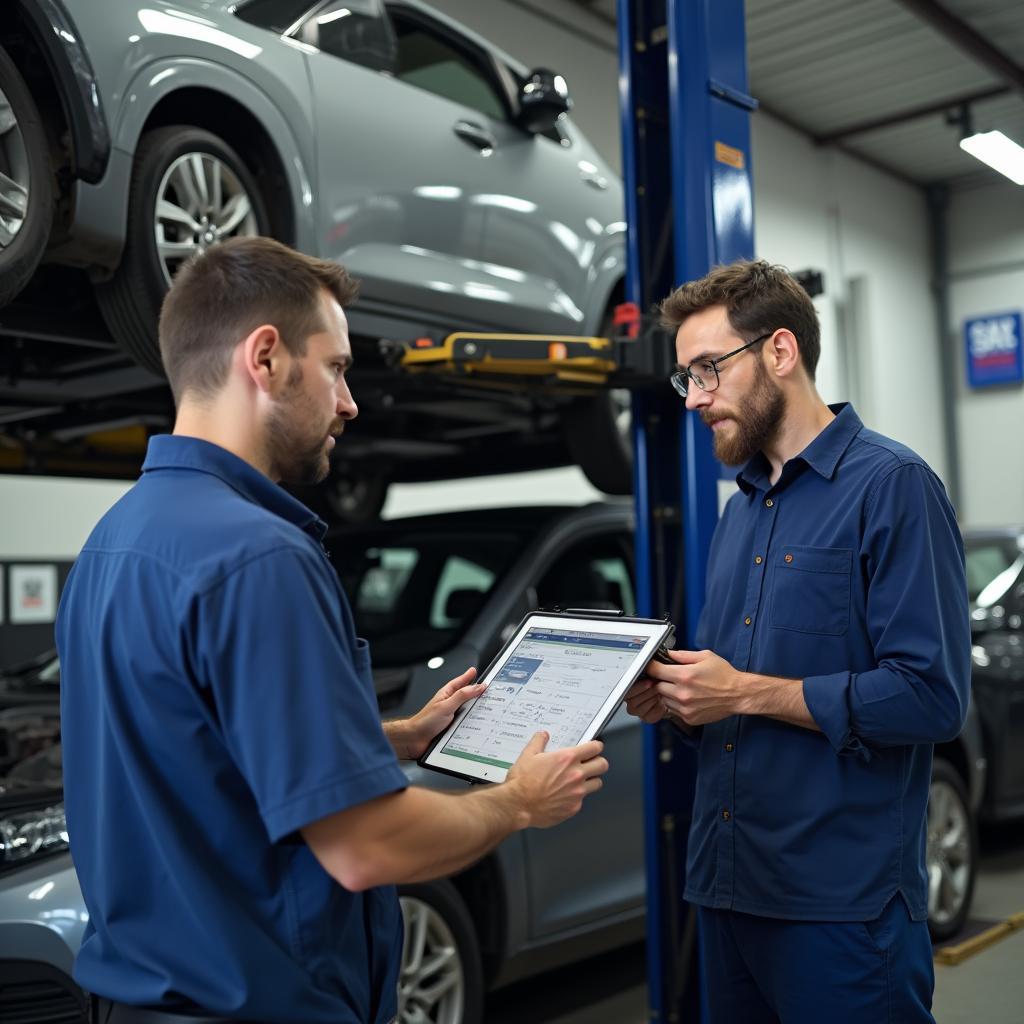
[517,68,572,134]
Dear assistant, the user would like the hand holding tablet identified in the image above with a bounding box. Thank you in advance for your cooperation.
[504,730,608,827]
[420,611,675,784]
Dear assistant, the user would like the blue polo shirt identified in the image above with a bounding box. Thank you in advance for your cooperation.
[56,436,408,1022]
[686,404,970,922]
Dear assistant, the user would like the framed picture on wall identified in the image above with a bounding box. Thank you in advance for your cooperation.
[9,564,59,624]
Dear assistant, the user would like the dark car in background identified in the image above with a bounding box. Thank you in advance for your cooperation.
[965,528,1024,826]
[0,510,1019,1021]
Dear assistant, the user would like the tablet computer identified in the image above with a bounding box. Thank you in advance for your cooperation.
[419,610,674,784]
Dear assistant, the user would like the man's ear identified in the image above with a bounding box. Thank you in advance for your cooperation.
[241,324,285,394]
[766,328,801,379]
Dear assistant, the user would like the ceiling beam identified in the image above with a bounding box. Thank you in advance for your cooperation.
[758,101,921,188]
[813,85,1011,143]
[892,0,1024,93]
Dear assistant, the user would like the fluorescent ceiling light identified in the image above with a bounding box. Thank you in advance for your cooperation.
[959,130,1024,185]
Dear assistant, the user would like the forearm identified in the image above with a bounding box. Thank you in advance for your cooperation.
[804,664,966,749]
[740,672,819,732]
[305,783,529,890]
[381,785,529,883]
[382,718,416,760]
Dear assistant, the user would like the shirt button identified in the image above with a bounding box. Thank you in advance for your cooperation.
[722,810,731,821]
[765,498,774,508]
[744,616,752,626]
[725,743,734,752]
[784,553,794,563]
[754,556,763,565]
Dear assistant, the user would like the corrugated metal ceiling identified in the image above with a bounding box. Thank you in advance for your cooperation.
[568,0,1024,187]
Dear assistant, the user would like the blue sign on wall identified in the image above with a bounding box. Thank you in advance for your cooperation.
[965,311,1023,389]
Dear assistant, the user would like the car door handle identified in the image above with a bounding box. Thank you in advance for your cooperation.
[579,169,608,190]
[453,120,496,153]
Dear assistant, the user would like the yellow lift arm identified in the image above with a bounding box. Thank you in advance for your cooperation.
[390,315,674,392]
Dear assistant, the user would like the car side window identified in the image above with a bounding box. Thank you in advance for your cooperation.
[355,547,419,615]
[235,0,321,34]
[536,535,636,614]
[300,0,397,73]
[387,9,507,121]
[431,556,495,629]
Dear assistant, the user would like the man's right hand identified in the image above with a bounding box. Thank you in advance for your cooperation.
[505,732,608,828]
[624,677,670,724]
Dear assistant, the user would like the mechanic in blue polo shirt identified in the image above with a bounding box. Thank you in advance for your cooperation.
[56,237,608,1024]
[625,260,970,1023]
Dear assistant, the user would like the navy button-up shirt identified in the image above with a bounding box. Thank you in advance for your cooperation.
[57,436,408,1021]
[685,404,970,922]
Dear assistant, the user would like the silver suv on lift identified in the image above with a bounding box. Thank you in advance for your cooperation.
[0,0,632,508]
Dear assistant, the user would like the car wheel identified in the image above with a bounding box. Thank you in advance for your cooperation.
[927,757,977,942]
[0,43,54,307]
[291,469,389,525]
[398,881,484,1024]
[96,125,269,376]
[565,386,633,495]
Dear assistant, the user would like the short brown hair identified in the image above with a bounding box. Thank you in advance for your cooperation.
[159,236,359,402]
[660,259,821,379]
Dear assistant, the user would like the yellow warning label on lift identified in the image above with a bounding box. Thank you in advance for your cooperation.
[715,141,745,169]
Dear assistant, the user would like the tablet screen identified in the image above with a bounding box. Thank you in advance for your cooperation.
[421,613,670,783]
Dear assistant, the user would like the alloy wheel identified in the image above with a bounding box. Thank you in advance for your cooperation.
[927,776,972,926]
[153,152,258,285]
[0,85,30,250]
[398,895,465,1024]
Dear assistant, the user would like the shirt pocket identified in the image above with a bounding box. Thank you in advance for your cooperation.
[769,545,853,636]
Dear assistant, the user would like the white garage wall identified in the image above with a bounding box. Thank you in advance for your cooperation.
[751,116,947,483]
[0,477,130,559]
[948,180,1024,528]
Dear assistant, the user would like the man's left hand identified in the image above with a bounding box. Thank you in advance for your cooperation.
[646,649,745,727]
[390,667,486,760]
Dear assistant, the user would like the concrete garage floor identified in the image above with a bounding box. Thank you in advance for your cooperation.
[486,820,1024,1023]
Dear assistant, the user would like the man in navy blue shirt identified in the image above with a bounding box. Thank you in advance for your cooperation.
[57,237,608,1023]
[625,260,969,1022]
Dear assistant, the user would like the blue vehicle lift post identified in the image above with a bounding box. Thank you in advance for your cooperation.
[617,0,757,1018]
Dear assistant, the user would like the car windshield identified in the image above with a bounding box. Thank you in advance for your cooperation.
[965,536,1024,605]
[330,528,522,667]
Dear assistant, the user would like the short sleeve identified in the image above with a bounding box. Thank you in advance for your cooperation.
[191,545,407,842]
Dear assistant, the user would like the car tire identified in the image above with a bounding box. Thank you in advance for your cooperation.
[290,469,389,525]
[565,386,633,495]
[96,125,270,376]
[398,880,484,1024]
[927,757,978,943]
[0,42,55,307]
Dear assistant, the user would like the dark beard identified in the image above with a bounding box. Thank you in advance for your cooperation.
[265,364,333,485]
[706,361,785,466]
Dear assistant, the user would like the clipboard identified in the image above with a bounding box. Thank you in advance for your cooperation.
[419,609,675,785]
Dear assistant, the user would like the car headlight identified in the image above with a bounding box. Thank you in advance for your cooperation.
[0,804,69,865]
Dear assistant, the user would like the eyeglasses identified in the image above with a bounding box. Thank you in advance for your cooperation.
[669,332,774,398]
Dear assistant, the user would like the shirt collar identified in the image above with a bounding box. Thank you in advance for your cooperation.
[736,403,863,494]
[141,435,326,538]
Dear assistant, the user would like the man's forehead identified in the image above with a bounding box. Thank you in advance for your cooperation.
[675,306,733,360]
[319,294,352,354]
